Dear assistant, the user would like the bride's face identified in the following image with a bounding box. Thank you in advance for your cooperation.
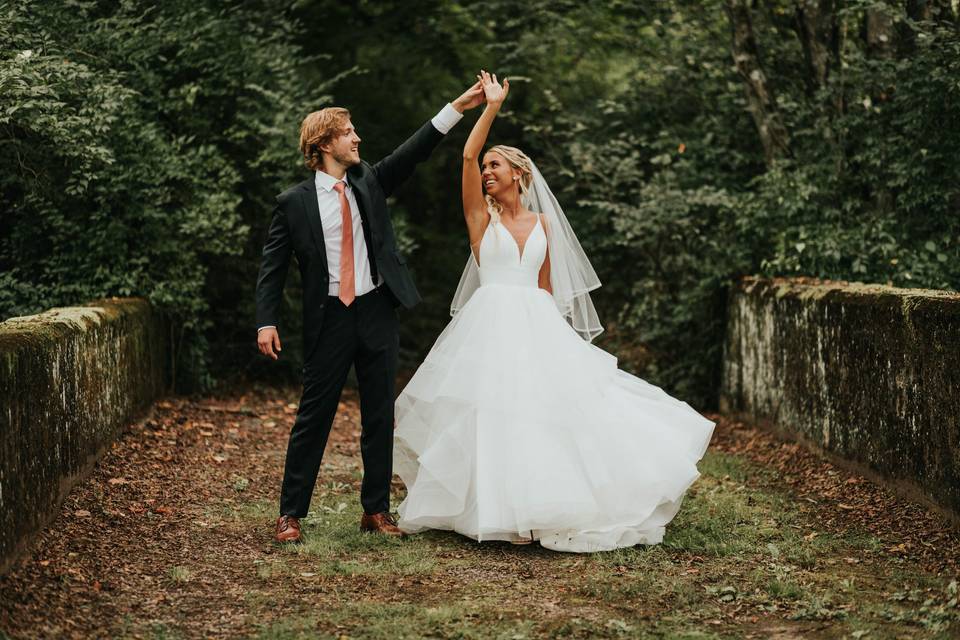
[481,151,519,198]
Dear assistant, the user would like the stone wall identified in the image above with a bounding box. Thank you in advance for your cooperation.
[0,299,168,574]
[721,277,960,516]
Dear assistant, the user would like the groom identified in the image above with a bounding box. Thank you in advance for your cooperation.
[255,82,484,544]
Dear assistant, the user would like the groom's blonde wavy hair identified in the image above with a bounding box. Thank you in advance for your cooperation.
[484,145,534,224]
[300,107,352,172]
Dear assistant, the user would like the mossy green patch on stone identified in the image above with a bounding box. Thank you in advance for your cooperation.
[0,297,169,574]
[722,276,960,516]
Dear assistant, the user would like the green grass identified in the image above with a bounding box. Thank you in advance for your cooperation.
[251,603,540,640]
[663,453,795,557]
[201,451,959,639]
[250,602,739,640]
[146,625,186,640]
[766,577,805,601]
[166,566,192,583]
[286,499,443,576]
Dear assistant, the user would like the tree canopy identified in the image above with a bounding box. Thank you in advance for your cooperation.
[2,0,957,405]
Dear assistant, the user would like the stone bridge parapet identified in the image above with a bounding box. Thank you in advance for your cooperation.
[721,277,960,518]
[0,299,168,574]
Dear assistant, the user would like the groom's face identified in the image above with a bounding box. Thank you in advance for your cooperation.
[324,120,362,168]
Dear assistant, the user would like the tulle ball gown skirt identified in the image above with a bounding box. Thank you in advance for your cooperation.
[393,283,715,553]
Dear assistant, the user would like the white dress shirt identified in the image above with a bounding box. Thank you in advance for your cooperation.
[258,103,463,332]
[316,170,377,297]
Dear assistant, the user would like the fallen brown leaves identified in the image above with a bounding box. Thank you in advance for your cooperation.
[709,415,960,576]
[2,388,957,639]
[0,384,357,639]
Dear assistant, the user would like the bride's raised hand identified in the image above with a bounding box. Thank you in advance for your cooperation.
[452,79,485,112]
[479,69,509,106]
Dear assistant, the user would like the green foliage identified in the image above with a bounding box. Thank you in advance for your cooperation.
[3,0,957,403]
[486,0,960,406]
[0,0,320,390]
[745,17,960,289]
[553,5,761,405]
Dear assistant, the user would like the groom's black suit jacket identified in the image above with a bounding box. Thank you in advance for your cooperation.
[255,118,445,358]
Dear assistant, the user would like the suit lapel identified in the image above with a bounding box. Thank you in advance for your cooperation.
[348,167,381,249]
[348,167,383,284]
[299,179,329,274]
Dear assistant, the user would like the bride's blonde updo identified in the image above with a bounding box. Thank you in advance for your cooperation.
[485,145,534,224]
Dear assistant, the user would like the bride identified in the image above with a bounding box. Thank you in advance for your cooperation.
[392,71,715,553]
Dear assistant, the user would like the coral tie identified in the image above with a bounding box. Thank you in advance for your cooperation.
[333,181,355,306]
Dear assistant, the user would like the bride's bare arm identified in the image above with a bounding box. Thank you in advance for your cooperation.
[462,71,510,246]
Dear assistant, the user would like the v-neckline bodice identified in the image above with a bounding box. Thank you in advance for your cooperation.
[498,213,541,263]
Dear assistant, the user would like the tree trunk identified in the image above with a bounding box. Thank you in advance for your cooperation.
[862,6,895,58]
[900,0,957,53]
[724,0,791,165]
[793,0,841,94]
[906,0,955,22]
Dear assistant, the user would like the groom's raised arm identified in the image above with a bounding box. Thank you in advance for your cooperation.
[371,82,483,197]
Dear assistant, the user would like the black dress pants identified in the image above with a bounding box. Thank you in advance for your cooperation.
[279,287,399,518]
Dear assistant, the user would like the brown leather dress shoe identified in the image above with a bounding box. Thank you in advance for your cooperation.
[360,512,407,538]
[275,515,302,544]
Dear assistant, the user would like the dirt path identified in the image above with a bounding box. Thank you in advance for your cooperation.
[1,386,957,639]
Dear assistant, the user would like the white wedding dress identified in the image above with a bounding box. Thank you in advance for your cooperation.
[393,214,715,552]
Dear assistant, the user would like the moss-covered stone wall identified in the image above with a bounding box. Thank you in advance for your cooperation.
[0,298,168,574]
[721,277,960,515]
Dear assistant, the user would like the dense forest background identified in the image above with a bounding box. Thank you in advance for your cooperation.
[2,0,958,407]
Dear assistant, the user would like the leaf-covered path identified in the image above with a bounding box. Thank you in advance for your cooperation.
[1,386,957,639]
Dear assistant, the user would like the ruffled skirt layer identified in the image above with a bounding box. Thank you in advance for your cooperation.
[394,284,714,553]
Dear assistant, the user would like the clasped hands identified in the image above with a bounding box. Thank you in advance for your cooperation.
[451,70,510,113]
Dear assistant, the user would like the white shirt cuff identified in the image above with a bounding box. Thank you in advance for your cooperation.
[431,103,463,135]
[257,326,276,332]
